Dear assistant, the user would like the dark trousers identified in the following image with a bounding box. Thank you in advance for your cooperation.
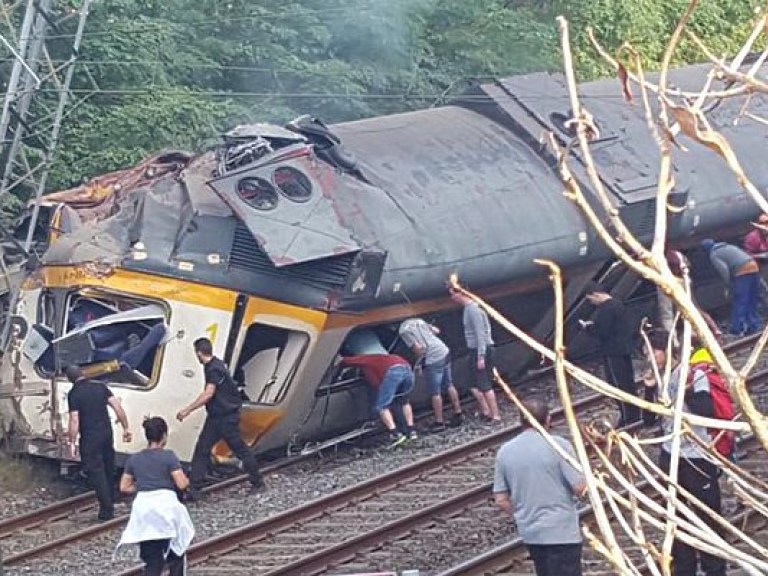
[603,354,640,426]
[139,539,185,576]
[470,346,496,393]
[659,451,727,576]
[121,323,167,369]
[189,412,262,488]
[527,543,582,576]
[79,432,115,514]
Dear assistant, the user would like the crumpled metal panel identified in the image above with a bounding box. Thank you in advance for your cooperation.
[43,192,142,265]
[42,150,193,223]
[207,151,363,267]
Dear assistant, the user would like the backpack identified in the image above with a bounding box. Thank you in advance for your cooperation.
[689,362,736,457]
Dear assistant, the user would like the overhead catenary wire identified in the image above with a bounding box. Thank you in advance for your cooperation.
[0,86,645,100]
[37,2,415,40]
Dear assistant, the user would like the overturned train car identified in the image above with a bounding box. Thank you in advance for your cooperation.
[0,63,766,465]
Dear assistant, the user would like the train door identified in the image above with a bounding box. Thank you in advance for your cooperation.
[210,296,322,460]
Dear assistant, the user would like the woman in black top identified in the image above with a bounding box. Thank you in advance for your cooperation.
[117,417,193,576]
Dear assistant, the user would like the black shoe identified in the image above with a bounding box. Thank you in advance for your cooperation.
[448,413,464,428]
[97,508,114,521]
[248,473,266,494]
[428,421,446,433]
[185,487,204,503]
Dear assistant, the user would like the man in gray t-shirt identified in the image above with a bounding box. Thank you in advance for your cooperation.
[449,289,501,423]
[493,398,586,576]
[399,318,463,431]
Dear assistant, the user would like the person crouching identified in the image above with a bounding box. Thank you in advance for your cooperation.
[338,353,417,447]
[116,417,194,576]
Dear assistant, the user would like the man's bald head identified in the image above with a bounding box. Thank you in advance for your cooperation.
[520,397,549,428]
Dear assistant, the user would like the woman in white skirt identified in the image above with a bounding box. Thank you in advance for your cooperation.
[116,417,194,576]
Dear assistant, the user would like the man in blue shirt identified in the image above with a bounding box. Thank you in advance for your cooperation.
[493,397,586,576]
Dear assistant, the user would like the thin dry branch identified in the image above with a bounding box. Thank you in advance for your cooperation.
[569,14,768,457]
[535,258,630,571]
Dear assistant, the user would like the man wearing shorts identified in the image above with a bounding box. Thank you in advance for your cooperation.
[340,353,417,447]
[399,318,464,432]
[450,289,502,423]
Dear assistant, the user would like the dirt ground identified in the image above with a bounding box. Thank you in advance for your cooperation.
[0,453,79,514]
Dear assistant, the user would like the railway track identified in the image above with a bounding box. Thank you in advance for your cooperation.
[114,388,628,576]
[435,429,768,576]
[0,333,759,574]
[436,381,768,575]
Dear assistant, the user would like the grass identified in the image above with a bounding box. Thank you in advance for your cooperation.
[0,453,39,492]
[0,451,60,493]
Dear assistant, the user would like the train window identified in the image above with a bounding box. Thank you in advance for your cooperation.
[234,323,309,405]
[236,177,279,211]
[272,167,312,203]
[316,326,406,397]
[43,291,170,388]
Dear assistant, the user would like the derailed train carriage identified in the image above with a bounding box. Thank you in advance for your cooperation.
[0,62,766,466]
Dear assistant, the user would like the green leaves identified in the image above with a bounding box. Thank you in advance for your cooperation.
[6,0,761,200]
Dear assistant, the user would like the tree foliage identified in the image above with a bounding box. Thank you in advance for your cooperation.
[1,0,763,198]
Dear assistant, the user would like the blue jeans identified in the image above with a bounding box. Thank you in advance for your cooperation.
[374,365,414,412]
[730,273,761,335]
[423,355,453,396]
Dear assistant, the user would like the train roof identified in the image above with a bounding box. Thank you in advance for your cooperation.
[22,61,768,310]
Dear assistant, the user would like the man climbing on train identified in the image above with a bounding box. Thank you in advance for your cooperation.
[702,238,761,336]
[176,337,264,500]
[336,352,418,447]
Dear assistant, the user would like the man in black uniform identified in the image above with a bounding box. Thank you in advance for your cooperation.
[66,364,132,521]
[176,337,264,499]
[579,282,642,427]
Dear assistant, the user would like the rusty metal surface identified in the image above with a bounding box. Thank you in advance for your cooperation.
[41,150,193,223]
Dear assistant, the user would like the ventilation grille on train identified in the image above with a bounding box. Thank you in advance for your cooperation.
[635,199,657,238]
[229,223,356,290]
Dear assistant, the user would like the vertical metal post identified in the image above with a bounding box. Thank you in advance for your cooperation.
[0,0,54,194]
[24,0,92,251]
[0,0,36,148]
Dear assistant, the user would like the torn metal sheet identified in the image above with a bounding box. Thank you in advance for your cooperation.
[51,304,166,370]
[43,150,193,223]
[64,303,165,335]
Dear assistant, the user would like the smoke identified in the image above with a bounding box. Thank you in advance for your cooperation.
[324,0,436,68]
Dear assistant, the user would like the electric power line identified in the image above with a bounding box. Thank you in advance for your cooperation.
[35,2,412,40]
